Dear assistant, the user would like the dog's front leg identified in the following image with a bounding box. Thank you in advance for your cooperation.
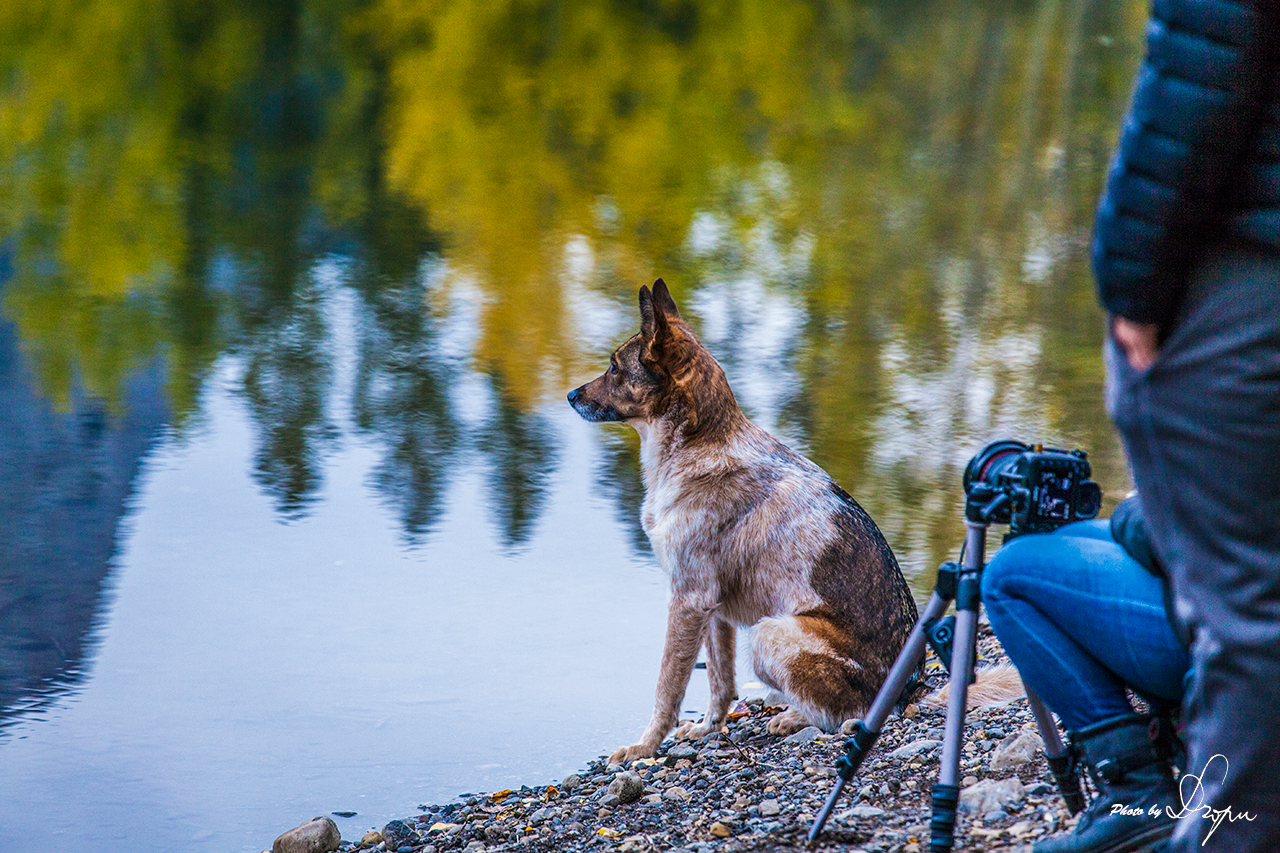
[672,615,736,741]
[609,597,711,764]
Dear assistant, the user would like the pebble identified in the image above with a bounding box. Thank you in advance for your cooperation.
[758,798,780,816]
[848,805,886,819]
[381,820,419,850]
[783,726,824,744]
[991,728,1044,771]
[888,738,942,759]
[960,777,1026,815]
[608,771,645,805]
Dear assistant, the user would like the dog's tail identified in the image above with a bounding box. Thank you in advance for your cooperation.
[922,662,1025,709]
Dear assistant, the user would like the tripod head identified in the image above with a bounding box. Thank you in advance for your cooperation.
[963,440,1101,536]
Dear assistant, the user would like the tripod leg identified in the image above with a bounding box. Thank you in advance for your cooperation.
[931,572,980,853]
[1026,686,1087,814]
[806,591,950,843]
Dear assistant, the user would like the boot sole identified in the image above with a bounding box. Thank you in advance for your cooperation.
[1034,820,1174,853]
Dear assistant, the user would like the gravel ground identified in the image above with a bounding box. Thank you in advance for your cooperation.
[325,627,1084,853]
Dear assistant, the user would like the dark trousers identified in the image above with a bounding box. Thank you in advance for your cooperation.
[1106,241,1280,852]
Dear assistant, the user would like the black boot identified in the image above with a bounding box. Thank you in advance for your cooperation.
[1034,714,1179,853]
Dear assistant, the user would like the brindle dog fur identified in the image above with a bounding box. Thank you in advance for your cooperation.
[568,279,920,764]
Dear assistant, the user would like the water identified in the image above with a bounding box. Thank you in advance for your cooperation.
[0,1,1147,849]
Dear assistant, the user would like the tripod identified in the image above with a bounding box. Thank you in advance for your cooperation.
[806,519,1087,851]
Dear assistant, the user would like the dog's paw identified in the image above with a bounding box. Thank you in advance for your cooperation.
[608,743,657,765]
[672,719,718,741]
[766,707,811,736]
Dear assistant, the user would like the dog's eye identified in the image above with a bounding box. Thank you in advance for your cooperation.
[610,364,619,376]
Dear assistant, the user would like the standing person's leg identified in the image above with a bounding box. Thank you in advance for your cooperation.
[1106,241,1280,853]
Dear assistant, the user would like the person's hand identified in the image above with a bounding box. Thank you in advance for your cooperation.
[1111,315,1160,371]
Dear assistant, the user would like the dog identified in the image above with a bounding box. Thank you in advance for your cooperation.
[568,279,922,764]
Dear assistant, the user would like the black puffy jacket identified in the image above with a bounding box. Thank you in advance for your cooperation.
[1092,0,1280,332]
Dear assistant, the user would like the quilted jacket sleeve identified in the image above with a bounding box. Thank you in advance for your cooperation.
[1092,0,1277,330]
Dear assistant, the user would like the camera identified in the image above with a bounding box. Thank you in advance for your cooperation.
[963,439,1102,537]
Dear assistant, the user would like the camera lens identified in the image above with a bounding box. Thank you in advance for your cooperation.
[963,440,1029,495]
[1075,480,1102,520]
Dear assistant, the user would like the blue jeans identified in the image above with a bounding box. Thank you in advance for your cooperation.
[981,520,1190,731]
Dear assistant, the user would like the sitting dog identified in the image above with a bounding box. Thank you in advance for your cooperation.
[568,279,921,764]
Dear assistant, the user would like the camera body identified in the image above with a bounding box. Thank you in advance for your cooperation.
[963,440,1102,537]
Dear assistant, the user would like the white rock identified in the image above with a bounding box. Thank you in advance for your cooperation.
[842,805,886,819]
[888,738,942,759]
[991,728,1044,771]
[784,726,824,744]
[959,777,1025,815]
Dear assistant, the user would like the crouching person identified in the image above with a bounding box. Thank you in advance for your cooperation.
[981,496,1190,853]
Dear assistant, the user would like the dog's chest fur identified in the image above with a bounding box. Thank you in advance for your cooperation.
[634,420,838,625]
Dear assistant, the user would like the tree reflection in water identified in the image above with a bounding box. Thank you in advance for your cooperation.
[0,0,1150,724]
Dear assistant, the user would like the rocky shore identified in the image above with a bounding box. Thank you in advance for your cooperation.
[275,627,1082,853]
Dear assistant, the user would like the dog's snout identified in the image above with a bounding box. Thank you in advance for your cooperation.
[567,387,582,406]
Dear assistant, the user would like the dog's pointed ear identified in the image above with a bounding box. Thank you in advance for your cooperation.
[639,284,657,342]
[652,278,681,321]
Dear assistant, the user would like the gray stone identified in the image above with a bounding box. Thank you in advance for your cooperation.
[381,820,419,851]
[272,817,341,853]
[983,810,1008,823]
[758,799,781,817]
[991,728,1044,771]
[600,793,622,808]
[608,770,645,804]
[561,773,582,791]
[887,738,941,759]
[783,726,824,744]
[663,786,692,801]
[848,805,886,819]
[667,744,698,759]
[959,777,1025,816]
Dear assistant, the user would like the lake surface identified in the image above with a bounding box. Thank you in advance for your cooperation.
[1,1,1147,850]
